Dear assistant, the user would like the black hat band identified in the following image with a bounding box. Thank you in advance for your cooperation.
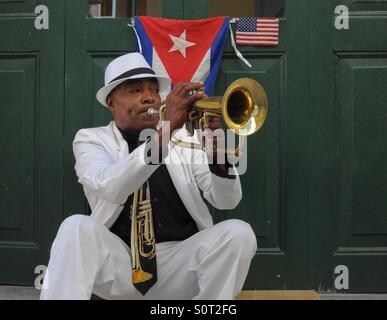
[109,67,156,84]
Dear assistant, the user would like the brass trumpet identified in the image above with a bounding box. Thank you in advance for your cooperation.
[148,78,268,156]
[130,182,156,284]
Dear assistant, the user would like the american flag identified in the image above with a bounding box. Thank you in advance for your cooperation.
[236,17,280,46]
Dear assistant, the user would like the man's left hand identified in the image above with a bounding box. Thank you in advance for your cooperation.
[203,117,222,131]
[202,117,228,172]
[202,117,223,155]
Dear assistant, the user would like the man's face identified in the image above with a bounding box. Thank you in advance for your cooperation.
[106,78,161,132]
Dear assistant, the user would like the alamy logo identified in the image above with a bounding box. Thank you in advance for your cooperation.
[34,5,49,30]
[334,5,349,30]
[334,265,349,290]
[34,265,48,290]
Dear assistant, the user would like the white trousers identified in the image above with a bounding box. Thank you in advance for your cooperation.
[40,214,257,300]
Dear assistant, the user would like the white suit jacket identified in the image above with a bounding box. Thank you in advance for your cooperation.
[72,121,242,231]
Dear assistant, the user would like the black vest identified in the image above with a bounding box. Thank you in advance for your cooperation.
[110,129,199,246]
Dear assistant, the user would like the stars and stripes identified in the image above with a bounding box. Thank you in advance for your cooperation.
[236,17,279,46]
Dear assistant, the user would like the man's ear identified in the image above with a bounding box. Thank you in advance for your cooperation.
[106,95,114,112]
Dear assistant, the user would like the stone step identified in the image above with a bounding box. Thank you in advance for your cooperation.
[235,290,320,300]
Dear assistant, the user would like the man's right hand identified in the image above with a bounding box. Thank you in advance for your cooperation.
[163,82,204,132]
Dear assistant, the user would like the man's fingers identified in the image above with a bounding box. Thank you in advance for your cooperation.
[179,82,204,97]
[171,83,186,95]
[173,82,190,96]
[187,92,203,105]
[206,117,222,130]
[207,117,221,124]
[171,82,201,96]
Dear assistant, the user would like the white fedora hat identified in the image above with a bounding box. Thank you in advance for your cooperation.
[96,52,171,108]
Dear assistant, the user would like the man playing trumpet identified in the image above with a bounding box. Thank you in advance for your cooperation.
[40,52,256,300]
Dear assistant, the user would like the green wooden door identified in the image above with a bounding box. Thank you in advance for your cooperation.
[309,0,387,293]
[0,0,65,284]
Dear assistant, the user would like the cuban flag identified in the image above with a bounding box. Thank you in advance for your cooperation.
[133,16,230,96]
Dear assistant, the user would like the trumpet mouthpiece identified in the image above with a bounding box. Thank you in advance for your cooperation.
[147,107,159,116]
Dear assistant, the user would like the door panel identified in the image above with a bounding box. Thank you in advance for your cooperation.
[333,1,387,293]
[0,0,64,284]
[0,55,38,284]
[310,0,387,292]
[0,55,36,239]
[336,55,387,236]
[0,0,37,14]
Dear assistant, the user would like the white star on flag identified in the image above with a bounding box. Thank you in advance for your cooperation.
[168,30,196,58]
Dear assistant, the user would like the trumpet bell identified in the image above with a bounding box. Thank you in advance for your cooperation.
[132,270,153,284]
[157,77,268,156]
[222,78,268,136]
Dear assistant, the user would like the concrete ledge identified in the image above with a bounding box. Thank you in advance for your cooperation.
[1,285,387,300]
[235,290,320,300]
[0,285,40,300]
[319,293,387,300]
